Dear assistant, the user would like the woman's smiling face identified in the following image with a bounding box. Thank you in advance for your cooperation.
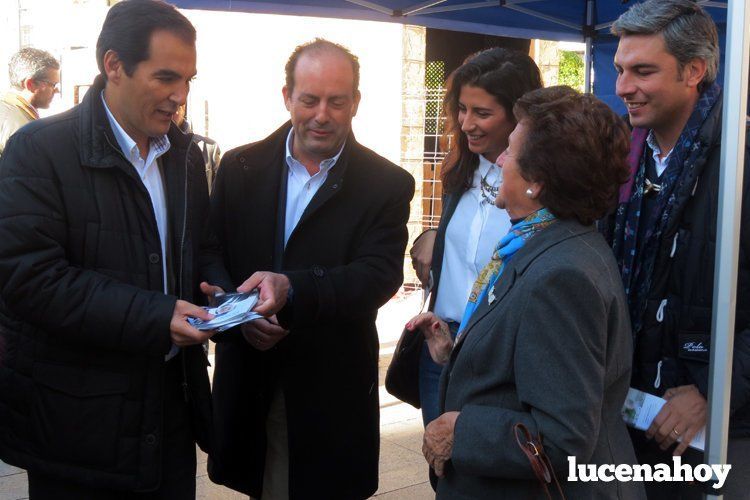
[457,84,515,163]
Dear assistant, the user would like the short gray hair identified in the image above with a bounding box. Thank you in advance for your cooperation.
[612,0,719,92]
[8,47,60,91]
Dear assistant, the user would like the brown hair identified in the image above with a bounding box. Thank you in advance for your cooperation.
[512,86,631,226]
[440,47,542,194]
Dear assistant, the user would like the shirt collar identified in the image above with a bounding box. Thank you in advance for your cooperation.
[646,129,672,161]
[285,127,345,174]
[100,91,170,163]
[2,91,38,120]
[476,153,496,177]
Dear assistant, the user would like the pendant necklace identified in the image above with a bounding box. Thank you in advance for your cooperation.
[480,165,501,205]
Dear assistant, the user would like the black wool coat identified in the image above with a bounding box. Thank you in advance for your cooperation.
[206,122,415,499]
[0,77,226,491]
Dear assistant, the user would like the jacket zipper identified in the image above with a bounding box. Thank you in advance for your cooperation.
[105,133,192,402]
[180,145,189,402]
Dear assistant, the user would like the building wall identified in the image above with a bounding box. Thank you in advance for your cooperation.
[401,25,426,286]
[1,2,406,167]
[183,10,404,162]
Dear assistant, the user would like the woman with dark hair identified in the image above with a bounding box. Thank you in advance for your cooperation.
[408,48,543,427]
[407,86,646,499]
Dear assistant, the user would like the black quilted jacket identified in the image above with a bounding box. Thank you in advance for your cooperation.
[0,76,227,491]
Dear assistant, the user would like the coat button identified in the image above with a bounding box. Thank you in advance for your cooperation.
[145,433,157,446]
[149,253,160,264]
[312,265,324,278]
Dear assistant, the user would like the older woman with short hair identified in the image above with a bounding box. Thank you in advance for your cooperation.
[407,86,646,499]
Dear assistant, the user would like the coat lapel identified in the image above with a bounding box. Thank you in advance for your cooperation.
[294,158,347,231]
[451,220,593,353]
[429,191,461,308]
[452,267,517,353]
[235,124,288,272]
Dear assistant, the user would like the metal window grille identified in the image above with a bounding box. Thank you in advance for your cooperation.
[421,60,448,231]
[401,61,448,291]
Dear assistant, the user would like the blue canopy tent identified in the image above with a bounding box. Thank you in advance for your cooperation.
[173,1,748,496]
[171,0,730,113]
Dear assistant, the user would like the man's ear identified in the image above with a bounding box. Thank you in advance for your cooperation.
[103,50,124,84]
[282,85,292,112]
[23,78,38,92]
[351,90,361,117]
[684,57,708,89]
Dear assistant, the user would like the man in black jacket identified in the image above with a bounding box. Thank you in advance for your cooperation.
[0,1,231,498]
[205,39,415,499]
[608,0,750,496]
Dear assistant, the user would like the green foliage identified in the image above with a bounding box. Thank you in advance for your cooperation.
[425,60,445,89]
[558,50,584,91]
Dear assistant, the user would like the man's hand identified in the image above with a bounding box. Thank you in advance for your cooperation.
[410,229,437,286]
[241,315,289,351]
[200,281,225,307]
[406,312,453,365]
[423,411,460,477]
[237,271,290,317]
[646,384,707,455]
[170,299,215,346]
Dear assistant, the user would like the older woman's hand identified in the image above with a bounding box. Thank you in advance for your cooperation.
[409,229,437,286]
[406,312,453,365]
[423,411,460,477]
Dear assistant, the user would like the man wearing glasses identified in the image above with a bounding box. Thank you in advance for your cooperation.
[0,47,60,157]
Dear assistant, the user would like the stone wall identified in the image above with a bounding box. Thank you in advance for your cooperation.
[400,25,426,288]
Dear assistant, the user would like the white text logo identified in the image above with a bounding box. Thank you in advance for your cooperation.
[567,456,731,489]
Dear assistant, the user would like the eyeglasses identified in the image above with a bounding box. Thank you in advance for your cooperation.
[36,79,60,91]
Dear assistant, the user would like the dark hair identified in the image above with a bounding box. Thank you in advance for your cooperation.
[441,47,543,194]
[96,0,196,79]
[8,47,59,91]
[611,0,718,92]
[285,38,360,96]
[511,86,630,226]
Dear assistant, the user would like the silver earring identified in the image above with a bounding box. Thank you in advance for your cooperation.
[525,188,534,198]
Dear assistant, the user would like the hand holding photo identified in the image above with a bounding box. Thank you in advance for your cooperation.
[189,291,262,332]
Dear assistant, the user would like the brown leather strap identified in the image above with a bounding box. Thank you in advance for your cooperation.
[513,423,566,500]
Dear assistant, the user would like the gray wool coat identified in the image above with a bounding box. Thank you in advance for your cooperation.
[436,219,646,500]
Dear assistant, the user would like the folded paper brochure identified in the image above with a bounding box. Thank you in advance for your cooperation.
[621,387,705,451]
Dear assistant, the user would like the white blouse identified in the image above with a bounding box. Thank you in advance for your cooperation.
[433,155,511,323]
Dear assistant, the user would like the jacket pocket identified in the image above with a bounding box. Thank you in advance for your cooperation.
[31,362,129,467]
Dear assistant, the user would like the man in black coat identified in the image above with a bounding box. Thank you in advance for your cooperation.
[205,39,415,499]
[0,1,231,498]
[608,0,750,497]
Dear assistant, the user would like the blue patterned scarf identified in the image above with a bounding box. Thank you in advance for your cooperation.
[456,208,557,339]
[612,83,721,334]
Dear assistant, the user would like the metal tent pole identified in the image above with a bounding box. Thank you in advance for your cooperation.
[706,0,750,498]
[342,0,394,15]
[583,0,594,93]
[417,0,547,16]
